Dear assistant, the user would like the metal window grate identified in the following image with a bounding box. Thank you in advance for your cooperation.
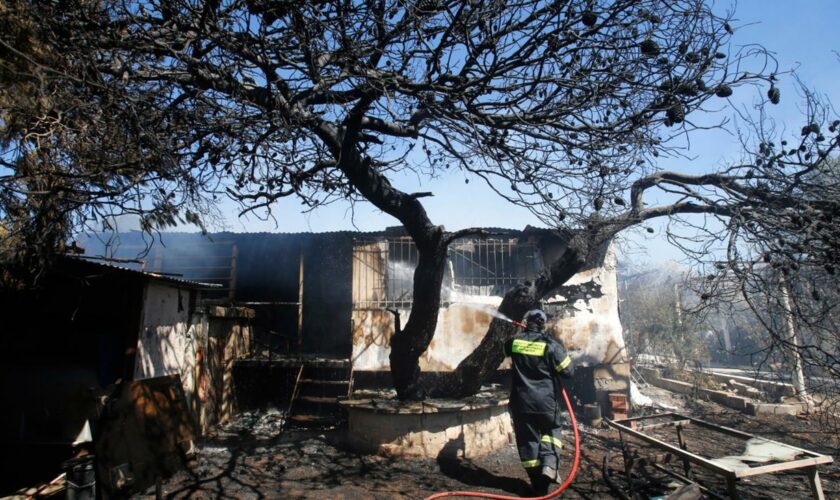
[352,237,539,309]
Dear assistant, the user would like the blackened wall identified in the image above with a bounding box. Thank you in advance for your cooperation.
[83,232,357,358]
[299,235,354,356]
[228,232,354,357]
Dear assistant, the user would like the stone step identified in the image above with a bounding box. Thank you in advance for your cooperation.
[303,365,350,381]
[300,379,349,384]
[293,395,343,416]
[298,395,340,404]
[235,357,350,369]
[298,379,350,398]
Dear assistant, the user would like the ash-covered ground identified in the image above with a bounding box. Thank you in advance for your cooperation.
[138,386,839,499]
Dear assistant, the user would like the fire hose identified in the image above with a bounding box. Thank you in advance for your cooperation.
[425,384,581,500]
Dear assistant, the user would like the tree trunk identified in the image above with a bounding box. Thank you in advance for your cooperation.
[778,273,812,405]
[335,150,453,400]
[388,231,449,399]
[436,244,586,397]
[336,136,612,400]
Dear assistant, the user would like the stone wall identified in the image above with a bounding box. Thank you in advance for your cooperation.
[342,397,513,459]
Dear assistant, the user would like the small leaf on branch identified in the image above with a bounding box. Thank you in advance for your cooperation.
[666,103,686,123]
[801,123,820,136]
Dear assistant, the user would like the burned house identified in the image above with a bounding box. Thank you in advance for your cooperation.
[351,230,627,402]
[0,257,252,495]
[84,228,629,412]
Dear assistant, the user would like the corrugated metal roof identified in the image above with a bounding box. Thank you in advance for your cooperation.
[63,256,222,289]
[99,226,537,237]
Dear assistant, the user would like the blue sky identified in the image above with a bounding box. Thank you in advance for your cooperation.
[181,1,840,265]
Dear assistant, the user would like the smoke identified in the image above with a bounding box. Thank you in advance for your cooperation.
[386,260,415,302]
[456,303,515,323]
[387,258,505,307]
[80,231,236,296]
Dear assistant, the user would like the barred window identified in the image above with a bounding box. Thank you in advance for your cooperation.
[352,237,539,309]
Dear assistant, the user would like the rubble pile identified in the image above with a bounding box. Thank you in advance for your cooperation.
[217,408,287,439]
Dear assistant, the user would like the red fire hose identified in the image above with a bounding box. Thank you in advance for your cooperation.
[425,385,580,500]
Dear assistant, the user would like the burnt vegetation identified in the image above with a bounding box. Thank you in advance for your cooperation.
[2,0,839,399]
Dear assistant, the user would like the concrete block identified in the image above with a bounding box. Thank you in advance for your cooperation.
[654,377,693,393]
[685,369,795,397]
[747,403,800,416]
[728,379,762,397]
[646,373,750,413]
[703,388,748,412]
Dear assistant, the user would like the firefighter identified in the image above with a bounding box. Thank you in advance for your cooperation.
[504,309,575,495]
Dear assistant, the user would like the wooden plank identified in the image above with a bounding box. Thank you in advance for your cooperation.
[635,419,692,431]
[228,244,238,302]
[686,415,831,460]
[297,250,304,353]
[612,412,679,424]
[282,364,305,431]
[607,420,735,477]
[734,456,834,479]
[807,466,826,500]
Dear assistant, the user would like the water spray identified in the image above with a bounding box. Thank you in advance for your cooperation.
[456,303,526,328]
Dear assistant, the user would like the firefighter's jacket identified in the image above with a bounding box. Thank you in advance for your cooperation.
[505,328,574,415]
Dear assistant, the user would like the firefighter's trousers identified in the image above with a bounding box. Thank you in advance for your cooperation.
[511,411,564,479]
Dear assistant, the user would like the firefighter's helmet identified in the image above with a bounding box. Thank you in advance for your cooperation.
[524,309,547,329]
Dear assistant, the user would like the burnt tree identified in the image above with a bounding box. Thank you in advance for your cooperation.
[452,82,840,397]
[1,0,792,398]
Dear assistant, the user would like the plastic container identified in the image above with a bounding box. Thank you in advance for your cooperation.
[583,403,602,427]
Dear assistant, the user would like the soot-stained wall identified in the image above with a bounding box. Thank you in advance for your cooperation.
[84,232,356,357]
[544,244,629,404]
[350,232,628,393]
[349,232,629,413]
